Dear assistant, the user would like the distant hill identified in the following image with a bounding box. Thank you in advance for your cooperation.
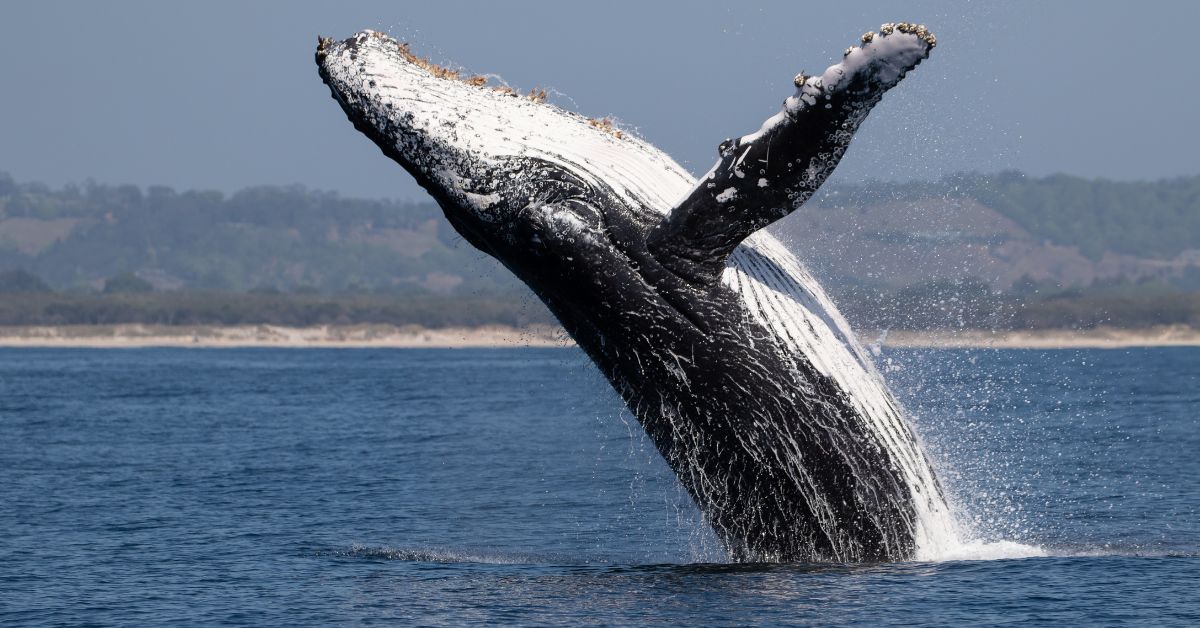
[776,171,1200,293]
[2,170,1199,299]
[0,172,517,295]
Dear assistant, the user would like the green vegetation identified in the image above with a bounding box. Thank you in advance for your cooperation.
[817,171,1200,261]
[0,172,519,294]
[832,278,1200,331]
[0,281,1193,330]
[0,269,52,294]
[103,272,154,294]
[0,292,555,328]
[2,170,1199,330]
[970,172,1200,260]
[4,170,1200,294]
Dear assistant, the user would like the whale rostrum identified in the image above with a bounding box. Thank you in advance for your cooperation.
[316,23,956,562]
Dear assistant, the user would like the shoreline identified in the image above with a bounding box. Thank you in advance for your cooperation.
[866,325,1200,349]
[0,324,570,349]
[0,323,1198,349]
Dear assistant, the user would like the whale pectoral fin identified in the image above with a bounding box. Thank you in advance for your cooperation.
[646,24,935,284]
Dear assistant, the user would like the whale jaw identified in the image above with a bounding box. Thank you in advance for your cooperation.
[316,32,697,243]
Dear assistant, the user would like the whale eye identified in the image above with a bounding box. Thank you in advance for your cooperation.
[718,139,734,155]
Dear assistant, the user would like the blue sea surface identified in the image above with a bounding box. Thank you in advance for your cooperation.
[1,347,1197,625]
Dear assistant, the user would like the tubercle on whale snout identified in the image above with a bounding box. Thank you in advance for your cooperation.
[318,31,589,109]
[316,23,950,563]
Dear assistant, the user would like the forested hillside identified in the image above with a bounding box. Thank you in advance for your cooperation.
[3,170,1199,294]
[2,170,1199,330]
[0,172,515,294]
[806,171,1200,261]
[779,172,1200,293]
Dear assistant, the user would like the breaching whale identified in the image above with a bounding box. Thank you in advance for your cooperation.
[316,23,954,562]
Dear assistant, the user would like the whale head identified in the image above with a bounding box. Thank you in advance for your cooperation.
[316,31,694,259]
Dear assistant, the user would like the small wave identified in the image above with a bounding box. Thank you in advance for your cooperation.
[1029,544,1200,559]
[322,544,563,565]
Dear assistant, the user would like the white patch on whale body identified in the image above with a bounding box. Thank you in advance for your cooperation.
[715,187,738,203]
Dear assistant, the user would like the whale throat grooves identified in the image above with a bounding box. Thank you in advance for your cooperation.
[316,23,959,562]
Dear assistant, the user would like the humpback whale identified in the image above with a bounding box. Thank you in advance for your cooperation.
[316,23,955,562]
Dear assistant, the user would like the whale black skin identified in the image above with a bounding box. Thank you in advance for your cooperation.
[316,24,950,562]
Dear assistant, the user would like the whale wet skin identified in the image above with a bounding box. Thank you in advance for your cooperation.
[316,24,956,562]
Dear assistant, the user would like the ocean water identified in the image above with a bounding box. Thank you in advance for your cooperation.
[1,346,1197,625]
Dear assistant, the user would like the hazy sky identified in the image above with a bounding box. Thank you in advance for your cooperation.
[3,1,1198,200]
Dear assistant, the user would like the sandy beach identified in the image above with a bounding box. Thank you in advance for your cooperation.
[0,324,570,349]
[0,323,1198,349]
[866,325,1200,349]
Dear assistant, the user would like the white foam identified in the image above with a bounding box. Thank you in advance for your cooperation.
[916,538,1048,563]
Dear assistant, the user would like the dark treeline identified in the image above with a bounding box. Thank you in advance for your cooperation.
[832,277,1200,331]
[2,276,1196,330]
[0,291,556,328]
